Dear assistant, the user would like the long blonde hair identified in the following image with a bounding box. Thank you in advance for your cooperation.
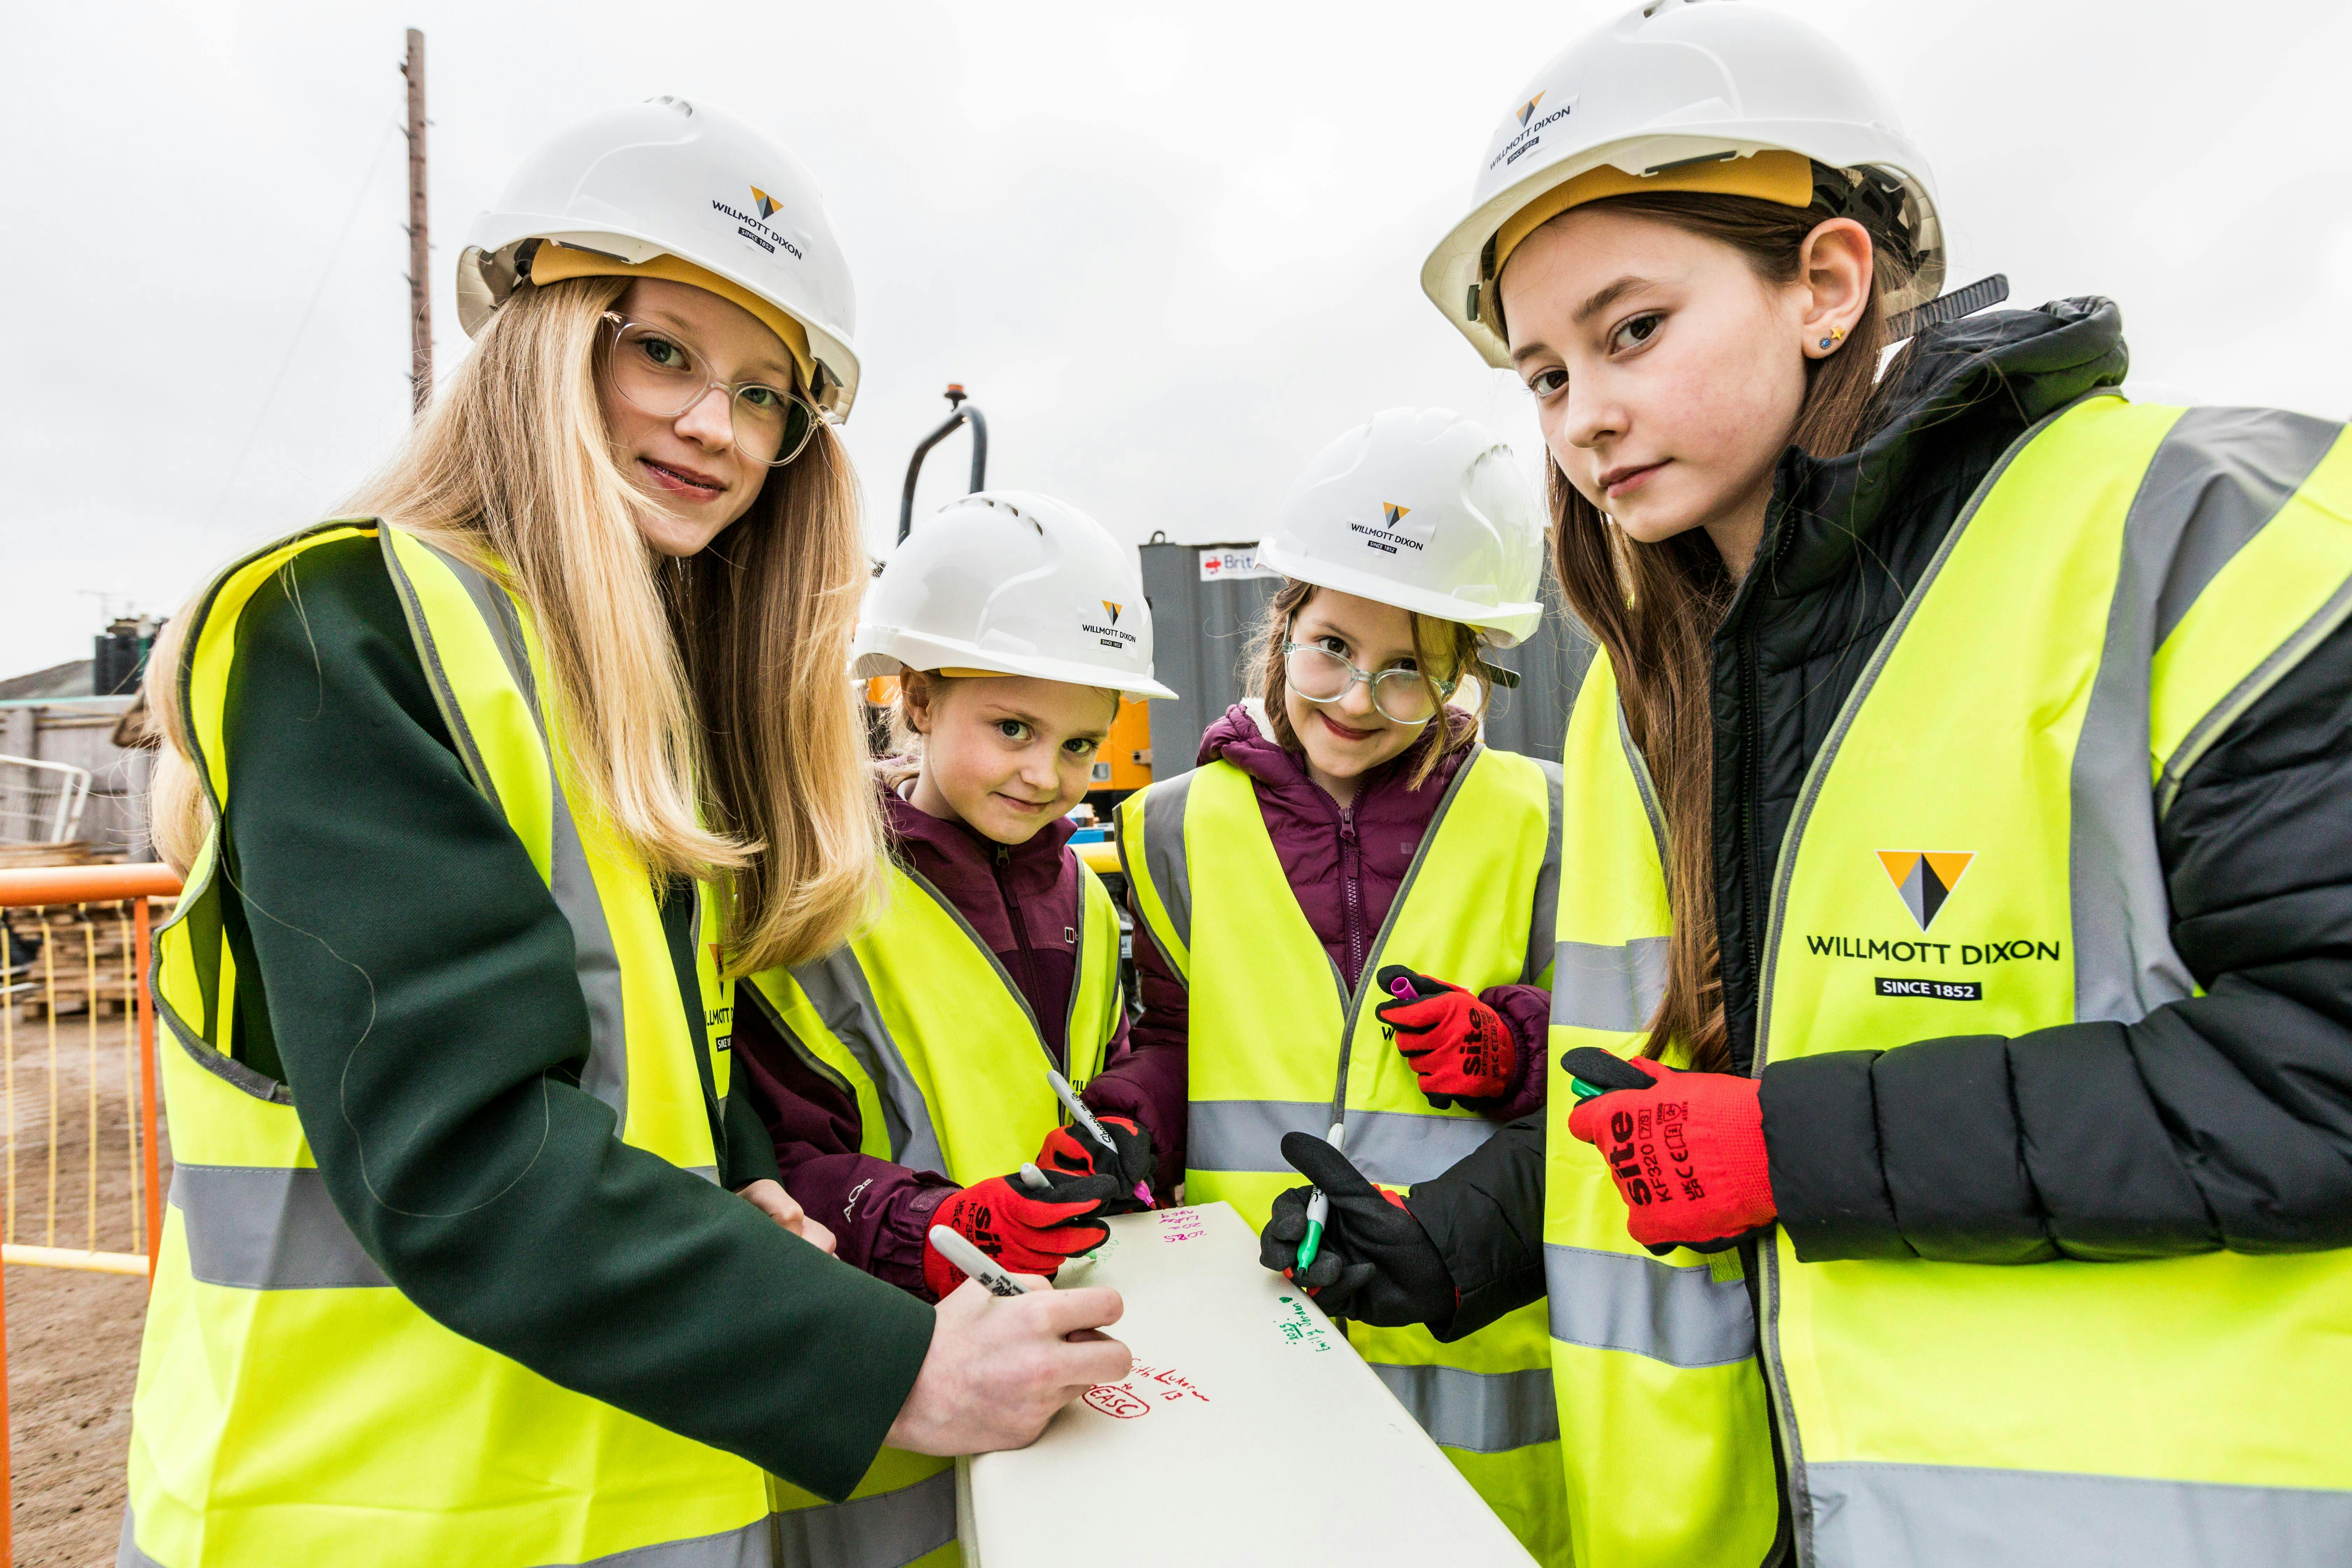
[148,275,882,973]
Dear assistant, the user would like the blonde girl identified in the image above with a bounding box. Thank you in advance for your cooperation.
[121,98,1126,1568]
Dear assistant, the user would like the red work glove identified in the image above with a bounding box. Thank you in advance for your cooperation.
[1037,1114,1157,1213]
[920,1172,1115,1300]
[1374,965,1516,1106]
[1562,1048,1775,1254]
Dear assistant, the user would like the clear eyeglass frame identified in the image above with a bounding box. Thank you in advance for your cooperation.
[600,312,826,468]
[1281,640,1456,727]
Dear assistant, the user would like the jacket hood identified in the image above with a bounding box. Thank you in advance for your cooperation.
[1762,297,2130,597]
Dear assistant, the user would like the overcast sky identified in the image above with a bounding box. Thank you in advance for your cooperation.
[3,0,2344,676]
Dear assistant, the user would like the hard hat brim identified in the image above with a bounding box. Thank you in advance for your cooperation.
[1423,125,1944,369]
[1256,537,1542,648]
[460,218,861,420]
[852,633,1178,701]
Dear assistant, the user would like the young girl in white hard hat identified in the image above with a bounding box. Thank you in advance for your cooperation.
[121,99,1128,1568]
[733,489,1175,1562]
[1266,4,2352,1565]
[1115,407,1572,1562]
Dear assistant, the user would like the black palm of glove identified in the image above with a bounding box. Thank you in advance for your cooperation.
[1036,1114,1157,1214]
[1258,1132,1456,1329]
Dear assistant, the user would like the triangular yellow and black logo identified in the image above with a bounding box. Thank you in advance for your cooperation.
[1517,93,1545,128]
[1877,851,1974,932]
[750,186,780,221]
[1382,503,1411,528]
[1100,600,1122,625]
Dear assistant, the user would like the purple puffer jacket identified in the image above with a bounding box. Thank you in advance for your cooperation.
[732,782,1164,1298]
[1085,703,1552,1184]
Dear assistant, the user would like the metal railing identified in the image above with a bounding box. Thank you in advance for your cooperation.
[0,755,94,846]
[0,862,178,1564]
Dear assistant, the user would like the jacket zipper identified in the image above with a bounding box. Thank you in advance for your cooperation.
[1736,632,1768,1075]
[1338,805,1367,987]
[1323,754,1481,1138]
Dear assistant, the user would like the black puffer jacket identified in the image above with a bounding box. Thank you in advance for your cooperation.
[1415,298,2352,1325]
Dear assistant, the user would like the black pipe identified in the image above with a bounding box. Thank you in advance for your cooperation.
[897,384,990,543]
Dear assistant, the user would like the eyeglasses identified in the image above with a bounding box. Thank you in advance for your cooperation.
[1282,640,1456,727]
[601,313,824,467]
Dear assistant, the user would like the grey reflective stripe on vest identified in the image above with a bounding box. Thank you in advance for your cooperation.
[783,945,948,1176]
[774,1468,955,1568]
[385,532,632,1124]
[1804,1461,2352,1568]
[2145,409,2342,645]
[1618,702,1667,856]
[1186,1098,1331,1172]
[2069,407,2342,1026]
[1367,1363,1560,1455]
[1347,1107,1497,1187]
[1138,769,1196,960]
[1525,760,1564,986]
[170,1164,388,1289]
[1188,1099,1494,1186]
[447,547,631,1121]
[1550,938,1670,1033]
[122,1507,779,1568]
[1543,1242,1755,1368]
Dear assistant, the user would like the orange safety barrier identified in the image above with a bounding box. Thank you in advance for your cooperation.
[0,862,181,1565]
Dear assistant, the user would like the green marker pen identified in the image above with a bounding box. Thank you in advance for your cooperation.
[1293,1120,1348,1275]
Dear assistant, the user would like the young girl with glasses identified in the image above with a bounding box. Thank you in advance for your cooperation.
[1111,408,1573,1562]
[120,98,1127,1568]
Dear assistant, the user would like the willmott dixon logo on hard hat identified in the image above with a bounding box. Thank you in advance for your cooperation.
[1082,602,1138,650]
[750,186,781,221]
[1349,502,1430,557]
[1516,93,1546,128]
[1877,851,1974,932]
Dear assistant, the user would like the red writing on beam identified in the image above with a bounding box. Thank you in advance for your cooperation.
[1083,1385,1152,1420]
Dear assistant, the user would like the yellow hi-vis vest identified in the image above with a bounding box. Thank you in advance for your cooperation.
[744,858,1124,1568]
[1548,650,1781,1568]
[1120,743,1573,1564]
[125,522,765,1568]
[1552,397,2352,1568]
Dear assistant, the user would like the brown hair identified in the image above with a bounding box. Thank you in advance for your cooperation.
[1522,192,1910,1070]
[149,275,882,974]
[1242,579,1488,790]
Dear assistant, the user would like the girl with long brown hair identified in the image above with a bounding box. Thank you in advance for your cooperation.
[121,99,1127,1568]
[1264,4,2352,1565]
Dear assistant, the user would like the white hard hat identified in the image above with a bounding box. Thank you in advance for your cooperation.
[854,492,1178,700]
[1423,0,1944,368]
[1259,409,1547,648]
[457,96,862,420]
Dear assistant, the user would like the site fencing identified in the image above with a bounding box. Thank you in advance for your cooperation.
[0,756,94,849]
[0,862,177,1563]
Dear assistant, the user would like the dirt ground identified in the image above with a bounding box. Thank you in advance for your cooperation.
[1,1010,166,1566]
